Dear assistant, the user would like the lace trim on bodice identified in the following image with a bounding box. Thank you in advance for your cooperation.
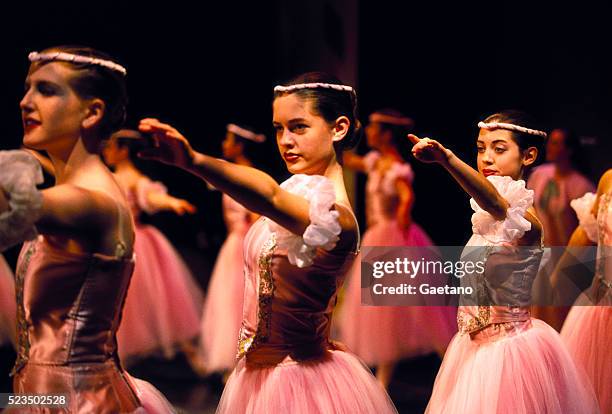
[237,232,277,359]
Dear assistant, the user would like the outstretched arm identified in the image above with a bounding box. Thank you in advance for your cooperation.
[408,134,510,220]
[138,118,331,236]
[143,189,197,216]
[342,151,367,173]
[408,134,541,242]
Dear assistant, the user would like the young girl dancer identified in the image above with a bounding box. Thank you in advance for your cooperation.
[139,72,398,413]
[409,110,599,413]
[199,123,262,377]
[339,109,456,388]
[559,168,612,413]
[0,46,174,413]
[529,128,595,331]
[103,129,203,365]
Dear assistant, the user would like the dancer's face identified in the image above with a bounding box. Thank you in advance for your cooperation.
[476,128,525,180]
[20,62,91,152]
[221,132,242,161]
[365,122,390,149]
[545,129,570,163]
[273,94,342,175]
[102,138,127,167]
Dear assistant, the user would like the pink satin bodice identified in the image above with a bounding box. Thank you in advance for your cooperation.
[11,236,141,412]
[236,217,358,366]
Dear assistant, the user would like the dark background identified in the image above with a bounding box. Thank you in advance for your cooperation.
[1,1,611,410]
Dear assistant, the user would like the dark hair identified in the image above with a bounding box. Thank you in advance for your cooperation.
[110,129,147,161]
[273,71,362,152]
[549,127,590,174]
[31,45,128,140]
[370,108,415,161]
[482,110,545,165]
[229,123,263,159]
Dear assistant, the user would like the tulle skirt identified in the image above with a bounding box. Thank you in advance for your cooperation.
[338,220,456,365]
[9,361,176,413]
[117,223,203,362]
[127,373,177,413]
[0,255,16,346]
[561,293,612,413]
[426,318,600,414]
[199,230,246,372]
[217,349,397,413]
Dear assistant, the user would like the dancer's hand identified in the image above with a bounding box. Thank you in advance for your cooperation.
[169,197,197,215]
[407,134,451,164]
[138,118,196,169]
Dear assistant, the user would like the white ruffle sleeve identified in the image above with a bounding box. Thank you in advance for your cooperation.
[470,175,534,245]
[570,192,598,243]
[0,150,44,251]
[382,162,414,194]
[136,177,168,215]
[266,174,342,268]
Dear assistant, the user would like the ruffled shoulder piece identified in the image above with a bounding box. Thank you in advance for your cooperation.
[266,174,341,268]
[381,162,415,195]
[570,192,597,243]
[362,151,381,172]
[0,150,44,251]
[470,175,534,244]
[136,176,168,214]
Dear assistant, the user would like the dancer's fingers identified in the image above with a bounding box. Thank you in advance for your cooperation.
[407,134,421,145]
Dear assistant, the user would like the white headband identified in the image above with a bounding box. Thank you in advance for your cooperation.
[274,82,355,95]
[369,113,413,127]
[478,121,547,138]
[227,124,266,143]
[28,51,127,76]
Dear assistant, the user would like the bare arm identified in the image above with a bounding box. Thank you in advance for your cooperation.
[138,118,344,236]
[409,134,509,219]
[21,148,55,177]
[408,134,541,240]
[342,151,367,173]
[396,178,414,231]
[36,185,117,238]
[145,191,197,215]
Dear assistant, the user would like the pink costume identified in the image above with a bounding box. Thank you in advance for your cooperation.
[425,176,599,414]
[528,163,595,246]
[339,151,456,365]
[561,191,612,413]
[0,254,16,346]
[0,150,174,413]
[216,175,397,413]
[116,177,203,363]
[528,163,595,330]
[199,194,251,373]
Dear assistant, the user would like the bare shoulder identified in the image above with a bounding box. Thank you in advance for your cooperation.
[520,206,543,246]
[598,169,612,194]
[334,203,359,251]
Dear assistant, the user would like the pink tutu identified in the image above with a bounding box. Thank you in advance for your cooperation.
[199,230,246,372]
[0,255,16,346]
[426,318,599,414]
[338,221,456,365]
[118,223,203,362]
[561,297,612,413]
[126,374,177,413]
[217,349,397,413]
